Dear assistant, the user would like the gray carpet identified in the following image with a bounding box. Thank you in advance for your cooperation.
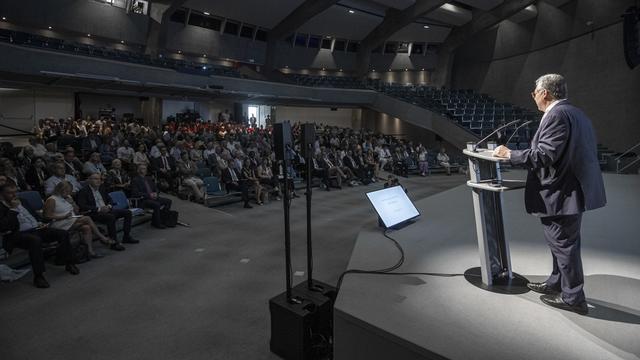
[0,173,466,360]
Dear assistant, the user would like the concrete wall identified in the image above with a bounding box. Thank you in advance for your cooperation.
[274,106,360,128]
[77,93,142,119]
[0,88,74,134]
[452,0,640,152]
[0,0,149,45]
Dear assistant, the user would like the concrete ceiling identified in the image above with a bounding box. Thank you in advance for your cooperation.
[181,0,546,42]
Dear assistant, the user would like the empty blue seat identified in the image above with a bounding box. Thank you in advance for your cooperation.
[17,191,44,211]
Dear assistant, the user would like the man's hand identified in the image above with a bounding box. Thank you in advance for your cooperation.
[492,145,511,159]
[150,192,158,199]
[9,199,21,209]
[98,205,110,212]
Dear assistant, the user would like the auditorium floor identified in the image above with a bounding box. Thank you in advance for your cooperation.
[0,173,466,360]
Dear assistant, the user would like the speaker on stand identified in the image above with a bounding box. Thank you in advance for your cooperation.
[623,6,640,69]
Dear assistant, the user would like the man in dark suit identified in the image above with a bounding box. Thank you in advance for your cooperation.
[220,159,250,209]
[0,183,79,288]
[131,164,172,228]
[77,173,138,247]
[493,74,606,315]
[151,146,177,191]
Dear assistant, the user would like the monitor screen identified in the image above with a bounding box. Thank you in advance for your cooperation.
[366,186,420,228]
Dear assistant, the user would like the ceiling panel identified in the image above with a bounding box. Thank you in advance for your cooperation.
[369,0,415,10]
[424,3,473,26]
[454,0,504,11]
[185,0,306,28]
[297,5,382,39]
[388,23,451,43]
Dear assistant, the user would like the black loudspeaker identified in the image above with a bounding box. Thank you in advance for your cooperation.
[301,123,315,158]
[623,6,640,69]
[273,122,292,161]
[269,283,335,360]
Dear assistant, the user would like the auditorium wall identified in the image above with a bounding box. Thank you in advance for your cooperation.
[452,0,640,152]
[0,88,74,134]
[273,106,361,128]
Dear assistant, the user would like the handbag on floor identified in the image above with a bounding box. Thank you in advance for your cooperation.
[160,209,179,228]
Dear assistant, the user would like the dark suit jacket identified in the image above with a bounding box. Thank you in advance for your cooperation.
[151,155,176,172]
[510,100,606,216]
[25,167,48,195]
[0,201,42,252]
[131,175,158,200]
[221,168,240,184]
[77,185,113,214]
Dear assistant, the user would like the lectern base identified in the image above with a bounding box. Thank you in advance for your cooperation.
[464,267,529,294]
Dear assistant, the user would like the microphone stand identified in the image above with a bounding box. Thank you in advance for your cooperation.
[505,120,533,145]
[472,119,521,152]
[305,143,315,291]
[281,152,297,304]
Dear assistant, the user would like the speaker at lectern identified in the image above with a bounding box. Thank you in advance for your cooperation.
[463,142,529,294]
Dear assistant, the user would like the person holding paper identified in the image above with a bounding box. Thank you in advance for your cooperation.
[492,74,606,315]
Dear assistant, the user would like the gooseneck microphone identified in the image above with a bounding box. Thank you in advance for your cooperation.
[472,119,521,152]
[505,120,534,145]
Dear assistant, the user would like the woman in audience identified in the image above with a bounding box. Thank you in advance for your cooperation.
[177,152,205,202]
[241,159,263,205]
[43,181,116,258]
[256,157,281,201]
[133,143,151,168]
[105,159,131,194]
[417,146,429,177]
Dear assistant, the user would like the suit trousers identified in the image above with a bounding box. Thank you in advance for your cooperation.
[141,197,172,226]
[16,228,73,275]
[90,209,132,242]
[541,213,585,305]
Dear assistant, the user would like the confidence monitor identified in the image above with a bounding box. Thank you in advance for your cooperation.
[366,186,420,229]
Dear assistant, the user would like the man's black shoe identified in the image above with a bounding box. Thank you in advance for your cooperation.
[540,294,588,315]
[123,237,139,244]
[527,282,560,295]
[243,203,253,209]
[110,243,126,251]
[34,275,50,288]
[152,223,167,229]
[65,264,80,275]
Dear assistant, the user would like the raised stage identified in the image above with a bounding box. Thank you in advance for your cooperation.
[334,171,640,360]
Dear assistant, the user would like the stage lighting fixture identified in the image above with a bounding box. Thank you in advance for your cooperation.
[423,25,430,29]
[203,11,210,15]
[348,9,355,14]
[1,17,6,21]
[87,33,91,37]
[202,66,207,70]
[48,26,52,30]
[177,50,182,54]
[120,40,125,44]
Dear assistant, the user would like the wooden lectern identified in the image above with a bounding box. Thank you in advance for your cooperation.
[463,147,529,293]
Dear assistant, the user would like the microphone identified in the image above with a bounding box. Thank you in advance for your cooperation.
[505,120,533,145]
[472,119,521,152]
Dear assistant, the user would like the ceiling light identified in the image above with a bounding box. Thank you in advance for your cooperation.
[48,26,53,30]
[339,69,343,72]
[87,33,91,37]
[120,40,125,44]
[421,68,425,71]
[404,68,408,71]
[203,54,207,58]
[177,50,182,54]
[372,69,376,72]
[202,66,207,70]
[389,68,392,71]
[348,9,355,14]
[423,25,430,29]
[322,67,326,71]
[285,65,289,68]
[1,17,6,21]
[203,11,210,15]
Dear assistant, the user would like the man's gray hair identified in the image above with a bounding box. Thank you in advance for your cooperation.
[535,74,568,100]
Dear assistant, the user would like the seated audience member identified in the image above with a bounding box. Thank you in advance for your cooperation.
[190,142,204,162]
[104,159,131,194]
[25,157,48,196]
[417,146,429,176]
[77,173,138,246]
[83,152,107,177]
[377,145,392,171]
[116,140,135,167]
[0,158,28,191]
[133,144,151,168]
[63,148,84,179]
[393,148,409,178]
[334,152,357,186]
[151,146,176,191]
[365,149,379,181]
[321,153,345,189]
[177,152,205,202]
[44,162,82,196]
[131,164,172,229]
[436,148,452,176]
[26,137,48,158]
[256,158,281,200]
[99,137,116,164]
[311,154,330,190]
[17,145,35,170]
[219,159,251,209]
[241,159,263,205]
[149,139,164,159]
[0,183,79,288]
[343,149,369,184]
[43,181,117,259]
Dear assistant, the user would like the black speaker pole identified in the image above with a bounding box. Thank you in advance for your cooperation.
[282,155,293,303]
[305,142,314,290]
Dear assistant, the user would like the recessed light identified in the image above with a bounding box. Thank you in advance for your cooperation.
[404,68,408,71]
[48,26,52,30]
[339,69,343,72]
[203,54,207,58]
[423,25,430,29]
[87,33,91,37]
[1,17,6,21]
[202,66,207,70]
[421,68,425,71]
[348,9,355,14]
[177,50,182,54]
[389,68,392,71]
[203,11,210,15]
[372,69,376,72]
[120,40,125,44]
[285,65,289,68]
[322,67,326,71]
